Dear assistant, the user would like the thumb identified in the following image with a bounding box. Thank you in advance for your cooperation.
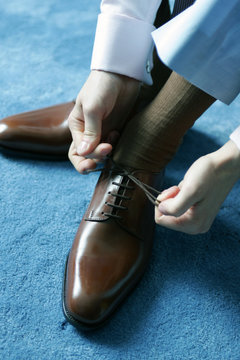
[68,104,102,156]
[157,186,180,202]
[77,108,102,156]
[158,181,200,217]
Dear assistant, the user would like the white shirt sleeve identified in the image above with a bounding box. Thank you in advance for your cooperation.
[152,0,240,150]
[91,0,162,84]
[90,0,240,145]
[152,0,240,105]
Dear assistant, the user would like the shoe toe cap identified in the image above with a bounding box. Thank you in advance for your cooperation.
[0,122,9,141]
[64,291,110,330]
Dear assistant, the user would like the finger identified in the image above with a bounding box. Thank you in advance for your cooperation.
[84,142,112,160]
[68,142,97,173]
[155,207,202,235]
[76,104,102,156]
[70,139,112,161]
[68,141,112,172]
[67,104,85,154]
[157,181,202,217]
[156,186,180,202]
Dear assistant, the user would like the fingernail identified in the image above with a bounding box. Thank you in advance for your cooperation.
[161,187,176,195]
[158,189,170,199]
[161,189,170,195]
[101,149,111,156]
[77,141,89,155]
[158,186,178,201]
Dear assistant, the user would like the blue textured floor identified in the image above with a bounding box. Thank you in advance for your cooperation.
[1,1,240,359]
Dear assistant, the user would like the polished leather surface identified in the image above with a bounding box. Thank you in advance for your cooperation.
[0,101,74,156]
[63,161,164,329]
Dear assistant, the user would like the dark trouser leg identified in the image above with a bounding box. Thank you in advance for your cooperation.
[113,72,215,172]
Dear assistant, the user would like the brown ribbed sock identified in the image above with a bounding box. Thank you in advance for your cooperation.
[113,71,216,172]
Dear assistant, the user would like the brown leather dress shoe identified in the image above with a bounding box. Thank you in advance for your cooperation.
[62,159,164,330]
[0,101,74,158]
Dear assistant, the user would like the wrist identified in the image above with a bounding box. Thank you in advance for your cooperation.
[209,140,240,181]
[91,69,139,84]
[91,69,123,81]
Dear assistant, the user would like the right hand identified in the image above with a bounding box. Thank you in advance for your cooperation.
[155,141,240,234]
[68,70,140,173]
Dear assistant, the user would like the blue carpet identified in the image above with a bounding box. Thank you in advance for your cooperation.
[0,1,240,359]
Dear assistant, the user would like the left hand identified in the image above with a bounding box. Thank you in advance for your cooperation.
[155,140,240,234]
[68,70,140,173]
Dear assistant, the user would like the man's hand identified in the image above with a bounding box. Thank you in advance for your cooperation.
[155,140,240,234]
[68,70,140,173]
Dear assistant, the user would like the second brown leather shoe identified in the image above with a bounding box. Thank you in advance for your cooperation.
[0,101,74,159]
[62,159,164,330]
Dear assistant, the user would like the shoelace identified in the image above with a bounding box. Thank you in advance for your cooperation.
[85,158,162,220]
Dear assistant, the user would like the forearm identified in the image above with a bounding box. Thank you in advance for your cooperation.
[208,140,240,182]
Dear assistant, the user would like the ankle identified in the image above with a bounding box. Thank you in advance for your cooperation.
[112,149,165,173]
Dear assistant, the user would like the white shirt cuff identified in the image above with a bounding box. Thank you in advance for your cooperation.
[91,13,156,85]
